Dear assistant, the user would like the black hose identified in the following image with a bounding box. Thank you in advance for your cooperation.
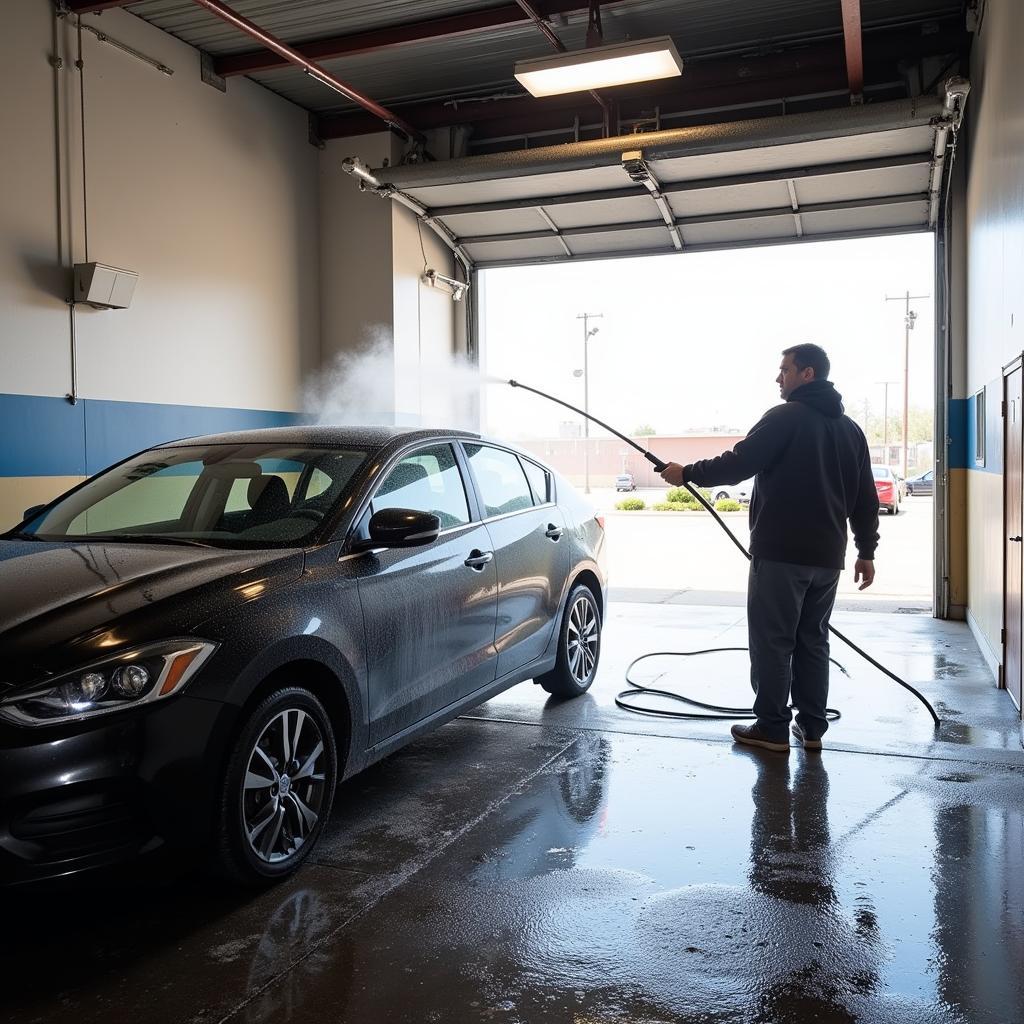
[508,377,941,729]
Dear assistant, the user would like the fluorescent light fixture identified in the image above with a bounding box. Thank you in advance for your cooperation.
[514,36,683,98]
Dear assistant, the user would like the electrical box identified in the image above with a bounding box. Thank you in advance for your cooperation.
[74,262,139,309]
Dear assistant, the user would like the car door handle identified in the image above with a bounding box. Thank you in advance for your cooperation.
[464,549,493,569]
[545,524,563,541]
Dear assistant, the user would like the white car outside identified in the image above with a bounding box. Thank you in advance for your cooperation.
[710,479,754,504]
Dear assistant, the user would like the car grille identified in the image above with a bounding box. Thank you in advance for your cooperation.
[10,789,150,863]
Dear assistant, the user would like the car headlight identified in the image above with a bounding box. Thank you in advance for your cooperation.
[0,640,217,727]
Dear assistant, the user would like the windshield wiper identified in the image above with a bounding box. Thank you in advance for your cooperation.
[4,531,46,541]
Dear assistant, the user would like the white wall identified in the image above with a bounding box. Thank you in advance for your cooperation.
[1,2,320,410]
[963,0,1024,661]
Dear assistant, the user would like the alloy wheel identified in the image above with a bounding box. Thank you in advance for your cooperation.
[242,708,328,864]
[566,595,599,685]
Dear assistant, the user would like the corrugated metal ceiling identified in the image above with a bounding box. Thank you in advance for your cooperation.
[118,0,963,114]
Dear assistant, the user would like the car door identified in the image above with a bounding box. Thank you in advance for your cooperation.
[463,443,569,678]
[351,442,498,744]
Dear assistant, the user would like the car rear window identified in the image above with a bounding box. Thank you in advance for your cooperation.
[522,459,552,504]
[464,444,535,518]
[872,466,892,480]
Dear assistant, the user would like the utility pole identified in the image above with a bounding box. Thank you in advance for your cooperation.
[576,312,603,493]
[885,291,929,477]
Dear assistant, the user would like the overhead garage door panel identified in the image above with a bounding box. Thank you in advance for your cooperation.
[651,125,937,185]
[366,96,955,267]
[681,215,797,247]
[667,180,794,218]
[547,194,658,230]
[567,225,673,257]
[462,236,569,263]
[800,201,930,237]
[792,162,931,205]
[438,207,553,238]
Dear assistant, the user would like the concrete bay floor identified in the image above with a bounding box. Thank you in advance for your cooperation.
[4,602,1023,1024]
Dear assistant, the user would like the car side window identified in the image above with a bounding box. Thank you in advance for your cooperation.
[521,458,551,505]
[465,444,535,518]
[371,444,470,530]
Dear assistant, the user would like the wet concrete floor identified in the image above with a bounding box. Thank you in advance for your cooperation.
[3,603,1023,1024]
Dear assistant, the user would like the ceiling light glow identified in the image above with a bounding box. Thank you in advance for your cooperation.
[514,36,684,98]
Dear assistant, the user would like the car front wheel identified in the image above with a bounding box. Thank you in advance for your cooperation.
[537,584,602,698]
[216,687,337,885]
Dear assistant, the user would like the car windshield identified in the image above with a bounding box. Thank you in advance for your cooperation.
[872,466,892,480]
[15,443,369,549]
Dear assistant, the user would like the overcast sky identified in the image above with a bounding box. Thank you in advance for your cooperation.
[480,232,935,439]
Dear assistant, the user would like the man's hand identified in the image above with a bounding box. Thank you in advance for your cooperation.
[660,461,685,487]
[854,559,875,591]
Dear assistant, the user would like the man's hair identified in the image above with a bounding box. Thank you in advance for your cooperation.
[782,343,830,381]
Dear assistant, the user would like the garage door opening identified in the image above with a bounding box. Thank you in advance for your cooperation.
[480,232,936,611]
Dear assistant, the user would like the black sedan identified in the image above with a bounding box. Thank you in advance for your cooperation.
[0,427,606,885]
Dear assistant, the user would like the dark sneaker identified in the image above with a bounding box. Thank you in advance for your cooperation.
[791,722,823,750]
[730,723,790,753]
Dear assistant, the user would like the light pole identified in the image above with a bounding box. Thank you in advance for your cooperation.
[885,290,928,477]
[576,312,602,493]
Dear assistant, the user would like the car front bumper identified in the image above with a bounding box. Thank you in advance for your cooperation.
[0,695,237,884]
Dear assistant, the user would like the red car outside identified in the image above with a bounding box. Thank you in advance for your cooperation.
[872,465,901,515]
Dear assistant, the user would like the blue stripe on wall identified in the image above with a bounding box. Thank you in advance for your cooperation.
[948,397,967,470]
[0,393,304,477]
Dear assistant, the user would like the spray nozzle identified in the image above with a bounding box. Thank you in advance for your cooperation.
[508,379,519,388]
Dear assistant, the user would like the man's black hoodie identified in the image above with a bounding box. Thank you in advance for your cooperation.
[683,380,879,570]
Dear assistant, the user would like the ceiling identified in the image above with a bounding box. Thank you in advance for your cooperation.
[76,2,970,148]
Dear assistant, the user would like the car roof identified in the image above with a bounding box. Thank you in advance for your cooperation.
[159,425,482,450]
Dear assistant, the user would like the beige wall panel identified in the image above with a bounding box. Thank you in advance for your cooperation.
[2,3,318,411]
[0,476,84,532]
[965,469,1002,655]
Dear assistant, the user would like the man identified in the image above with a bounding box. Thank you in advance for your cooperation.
[660,344,879,753]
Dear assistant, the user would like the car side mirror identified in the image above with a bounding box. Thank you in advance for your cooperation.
[354,508,440,551]
[22,504,46,522]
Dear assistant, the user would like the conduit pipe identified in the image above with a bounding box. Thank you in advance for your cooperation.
[341,157,473,280]
[188,0,424,142]
[928,77,970,226]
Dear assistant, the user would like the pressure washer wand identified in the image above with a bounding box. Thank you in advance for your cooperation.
[507,377,941,729]
[509,379,668,471]
[508,378,751,561]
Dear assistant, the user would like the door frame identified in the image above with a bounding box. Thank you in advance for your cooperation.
[1002,353,1024,705]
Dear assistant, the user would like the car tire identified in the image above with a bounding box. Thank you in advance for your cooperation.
[215,687,338,886]
[715,491,729,501]
[536,584,602,698]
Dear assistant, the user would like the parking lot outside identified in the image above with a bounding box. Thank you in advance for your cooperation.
[591,488,932,607]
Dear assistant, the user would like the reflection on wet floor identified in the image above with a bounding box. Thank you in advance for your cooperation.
[2,604,1023,1023]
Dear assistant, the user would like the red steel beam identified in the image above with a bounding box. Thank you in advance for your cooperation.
[215,0,632,79]
[189,0,423,141]
[841,0,865,98]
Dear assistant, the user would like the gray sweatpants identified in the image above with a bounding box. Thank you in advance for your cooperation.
[747,557,841,742]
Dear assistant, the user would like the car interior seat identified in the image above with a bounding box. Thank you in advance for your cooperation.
[247,475,290,528]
